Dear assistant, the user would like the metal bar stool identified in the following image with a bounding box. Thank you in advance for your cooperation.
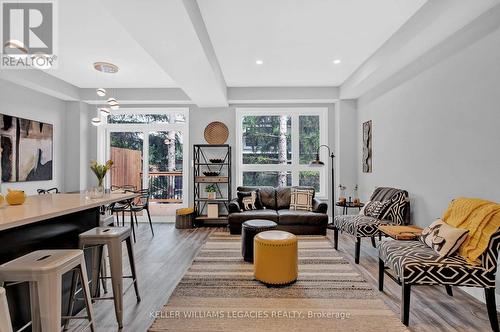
[0,287,13,332]
[0,250,95,332]
[73,227,140,329]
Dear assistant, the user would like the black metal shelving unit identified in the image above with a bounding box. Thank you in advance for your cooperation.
[193,144,232,226]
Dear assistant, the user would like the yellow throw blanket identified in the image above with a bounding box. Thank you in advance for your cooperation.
[443,198,500,265]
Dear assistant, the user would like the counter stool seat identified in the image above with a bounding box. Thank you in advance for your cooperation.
[241,220,278,262]
[254,230,298,285]
[0,250,94,332]
[73,226,140,329]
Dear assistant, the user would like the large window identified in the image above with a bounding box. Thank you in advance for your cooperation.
[236,108,328,197]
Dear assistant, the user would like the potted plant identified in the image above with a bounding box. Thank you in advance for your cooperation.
[205,184,217,200]
[90,160,113,197]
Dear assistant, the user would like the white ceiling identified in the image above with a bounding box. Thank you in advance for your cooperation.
[198,0,427,87]
[45,0,177,88]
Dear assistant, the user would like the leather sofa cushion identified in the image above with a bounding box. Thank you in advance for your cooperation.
[237,186,276,210]
[277,209,328,226]
[229,209,279,224]
[276,186,315,210]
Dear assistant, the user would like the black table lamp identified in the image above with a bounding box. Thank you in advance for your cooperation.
[310,144,335,220]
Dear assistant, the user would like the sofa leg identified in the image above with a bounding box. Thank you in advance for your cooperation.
[354,237,360,264]
[401,283,411,326]
[445,285,453,297]
[378,258,384,292]
[333,227,339,250]
[371,236,376,248]
[485,288,500,332]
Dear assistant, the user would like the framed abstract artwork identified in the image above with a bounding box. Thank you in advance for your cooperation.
[362,120,372,173]
[0,114,53,182]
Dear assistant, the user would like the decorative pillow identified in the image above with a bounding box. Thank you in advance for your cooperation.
[381,192,408,225]
[290,188,314,211]
[359,201,370,215]
[237,190,263,211]
[363,200,392,219]
[420,219,469,257]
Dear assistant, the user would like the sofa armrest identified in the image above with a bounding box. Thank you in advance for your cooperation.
[228,198,241,214]
[312,198,328,214]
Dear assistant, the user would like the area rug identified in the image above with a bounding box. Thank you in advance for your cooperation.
[149,232,408,331]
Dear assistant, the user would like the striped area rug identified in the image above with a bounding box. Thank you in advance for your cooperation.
[149,232,408,331]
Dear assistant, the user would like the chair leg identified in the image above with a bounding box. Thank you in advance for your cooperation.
[355,237,361,264]
[126,237,141,302]
[371,236,376,248]
[333,227,338,250]
[78,261,96,332]
[445,285,453,297]
[379,232,382,241]
[130,211,136,243]
[146,207,154,237]
[134,212,139,228]
[378,258,384,291]
[121,211,125,226]
[401,283,411,326]
[485,288,500,332]
[63,270,79,330]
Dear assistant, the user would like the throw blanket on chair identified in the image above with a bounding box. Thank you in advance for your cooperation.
[443,197,500,265]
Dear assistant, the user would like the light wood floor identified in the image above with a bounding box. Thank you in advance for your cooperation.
[70,224,496,331]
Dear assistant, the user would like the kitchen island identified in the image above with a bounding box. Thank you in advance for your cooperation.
[0,192,138,330]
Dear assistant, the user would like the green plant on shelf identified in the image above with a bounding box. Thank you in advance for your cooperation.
[205,184,217,193]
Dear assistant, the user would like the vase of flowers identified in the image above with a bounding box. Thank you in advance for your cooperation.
[90,160,113,198]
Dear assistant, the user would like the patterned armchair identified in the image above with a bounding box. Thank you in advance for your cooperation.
[379,230,500,330]
[330,187,410,264]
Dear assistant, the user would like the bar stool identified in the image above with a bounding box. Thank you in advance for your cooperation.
[0,250,95,332]
[0,287,13,332]
[75,227,140,329]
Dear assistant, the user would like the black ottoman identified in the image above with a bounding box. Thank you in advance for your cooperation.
[241,219,278,262]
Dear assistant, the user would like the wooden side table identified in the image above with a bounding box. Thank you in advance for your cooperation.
[335,201,364,215]
[378,225,423,241]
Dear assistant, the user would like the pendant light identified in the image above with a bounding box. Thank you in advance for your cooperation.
[99,108,110,117]
[96,88,106,97]
[91,117,102,126]
[107,98,119,110]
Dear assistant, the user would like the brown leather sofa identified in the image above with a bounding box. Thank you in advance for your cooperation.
[228,186,328,235]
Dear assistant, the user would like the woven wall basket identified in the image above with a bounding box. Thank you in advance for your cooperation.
[204,121,229,144]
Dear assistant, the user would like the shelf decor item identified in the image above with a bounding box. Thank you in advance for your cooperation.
[90,159,113,198]
[204,121,229,144]
[193,144,232,226]
[205,184,217,199]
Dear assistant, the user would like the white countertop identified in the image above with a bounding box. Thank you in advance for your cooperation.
[0,192,137,231]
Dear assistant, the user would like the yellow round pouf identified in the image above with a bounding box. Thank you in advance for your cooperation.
[254,230,298,285]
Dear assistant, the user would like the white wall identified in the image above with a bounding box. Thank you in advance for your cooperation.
[0,80,67,195]
[356,25,500,301]
[357,26,500,228]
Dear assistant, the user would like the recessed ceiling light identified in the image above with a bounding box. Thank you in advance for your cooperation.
[333,59,341,65]
[255,60,264,65]
[94,62,119,73]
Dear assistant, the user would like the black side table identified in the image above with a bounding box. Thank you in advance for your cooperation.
[335,202,365,215]
[241,219,278,262]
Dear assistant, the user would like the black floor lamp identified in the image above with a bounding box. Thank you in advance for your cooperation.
[310,145,335,221]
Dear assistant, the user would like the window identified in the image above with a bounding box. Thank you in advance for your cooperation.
[236,108,328,197]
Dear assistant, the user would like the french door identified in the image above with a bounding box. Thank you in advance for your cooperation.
[97,109,189,215]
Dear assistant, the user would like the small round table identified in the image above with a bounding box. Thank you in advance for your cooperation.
[336,201,365,215]
[241,220,278,262]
